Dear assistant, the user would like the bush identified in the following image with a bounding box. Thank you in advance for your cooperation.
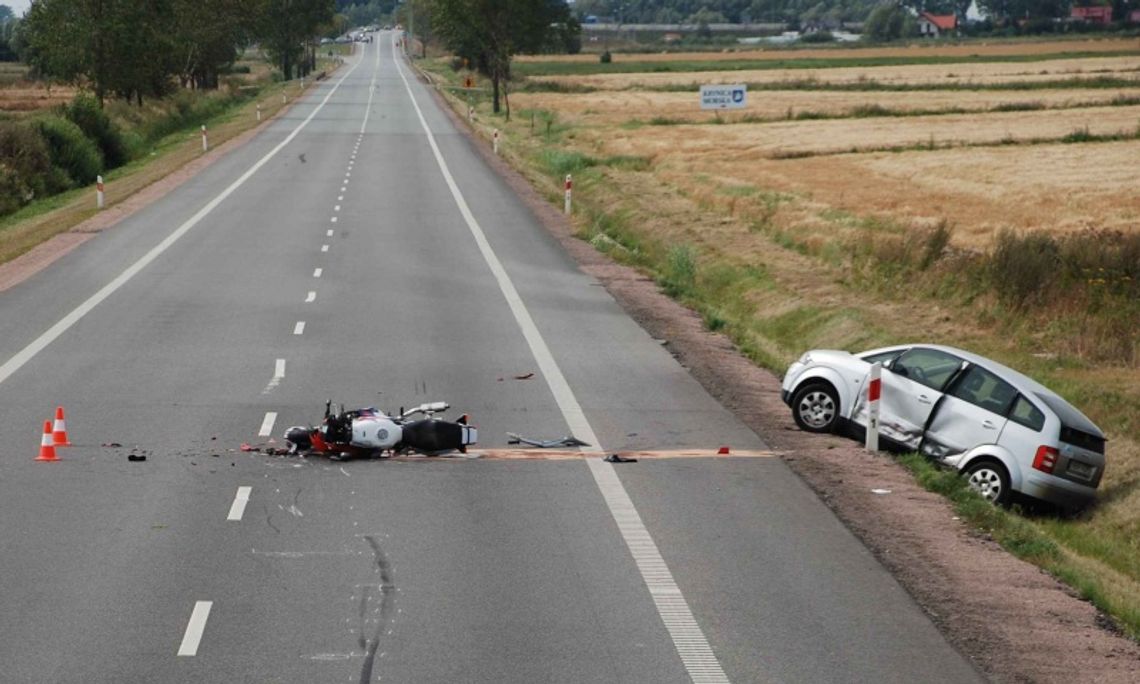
[0,120,52,215]
[800,30,835,44]
[599,50,612,64]
[36,115,103,187]
[990,229,1060,309]
[63,94,128,168]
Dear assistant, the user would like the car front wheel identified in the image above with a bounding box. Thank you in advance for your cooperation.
[792,383,840,433]
[964,460,1011,506]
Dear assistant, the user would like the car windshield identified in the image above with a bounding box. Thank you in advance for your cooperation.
[891,348,963,391]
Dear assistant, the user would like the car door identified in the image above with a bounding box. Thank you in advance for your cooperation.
[922,363,1014,459]
[877,347,964,449]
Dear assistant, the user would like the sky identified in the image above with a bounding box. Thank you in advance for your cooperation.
[4,0,29,19]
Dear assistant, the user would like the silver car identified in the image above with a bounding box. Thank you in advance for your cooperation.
[781,344,1106,509]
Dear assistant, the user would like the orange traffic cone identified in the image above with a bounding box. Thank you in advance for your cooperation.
[52,406,71,446]
[36,420,58,461]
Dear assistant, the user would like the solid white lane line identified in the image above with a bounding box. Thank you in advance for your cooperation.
[259,411,277,437]
[227,486,252,521]
[395,38,732,684]
[0,53,364,389]
[321,245,329,252]
[177,601,213,656]
[293,321,305,335]
[305,291,316,303]
[313,268,323,278]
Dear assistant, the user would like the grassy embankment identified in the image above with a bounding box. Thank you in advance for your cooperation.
[422,44,1140,638]
[0,49,348,266]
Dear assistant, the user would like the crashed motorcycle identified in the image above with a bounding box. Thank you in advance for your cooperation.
[284,400,477,459]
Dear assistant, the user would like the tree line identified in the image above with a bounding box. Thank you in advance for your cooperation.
[8,0,360,106]
[569,0,1136,26]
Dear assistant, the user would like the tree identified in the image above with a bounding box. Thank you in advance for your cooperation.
[255,0,335,80]
[22,0,154,106]
[169,0,260,89]
[429,0,578,117]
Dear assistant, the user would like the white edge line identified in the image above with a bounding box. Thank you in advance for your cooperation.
[259,412,277,437]
[0,55,364,388]
[393,37,731,684]
[227,486,252,521]
[177,601,213,656]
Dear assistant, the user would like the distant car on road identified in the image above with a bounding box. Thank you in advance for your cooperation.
[781,344,1106,509]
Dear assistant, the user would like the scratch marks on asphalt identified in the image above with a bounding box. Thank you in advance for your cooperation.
[358,536,397,684]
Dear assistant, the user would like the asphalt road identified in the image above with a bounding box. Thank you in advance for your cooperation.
[0,35,987,683]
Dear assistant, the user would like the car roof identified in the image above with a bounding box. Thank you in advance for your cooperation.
[861,343,1103,437]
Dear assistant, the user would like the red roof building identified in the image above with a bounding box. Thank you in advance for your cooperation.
[917,13,957,37]
[1071,6,1114,24]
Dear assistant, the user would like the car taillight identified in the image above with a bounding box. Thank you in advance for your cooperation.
[1033,446,1059,474]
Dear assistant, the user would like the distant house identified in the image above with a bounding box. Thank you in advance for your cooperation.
[1071,6,1114,24]
[917,12,957,37]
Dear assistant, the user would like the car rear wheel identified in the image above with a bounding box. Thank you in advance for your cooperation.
[792,383,840,433]
[964,460,1011,506]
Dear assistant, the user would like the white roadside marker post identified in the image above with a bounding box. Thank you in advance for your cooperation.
[257,104,262,122]
[866,361,881,452]
[564,174,572,215]
[96,175,104,209]
[201,125,208,152]
[282,92,287,104]
[492,129,499,155]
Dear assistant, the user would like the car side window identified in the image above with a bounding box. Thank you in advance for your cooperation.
[1007,395,1045,432]
[947,365,1017,416]
[862,350,904,365]
[891,348,963,391]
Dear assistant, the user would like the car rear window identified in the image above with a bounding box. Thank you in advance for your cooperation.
[1008,395,1045,432]
[1061,426,1106,455]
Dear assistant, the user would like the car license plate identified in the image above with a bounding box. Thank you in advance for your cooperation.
[1068,460,1093,479]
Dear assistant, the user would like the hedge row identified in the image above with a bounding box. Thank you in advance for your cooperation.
[0,95,126,217]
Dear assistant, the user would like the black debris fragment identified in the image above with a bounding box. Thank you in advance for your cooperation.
[604,453,637,464]
[127,454,147,462]
[102,442,123,448]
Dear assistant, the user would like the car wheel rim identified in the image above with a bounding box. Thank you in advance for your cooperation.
[798,391,835,429]
[968,468,1003,502]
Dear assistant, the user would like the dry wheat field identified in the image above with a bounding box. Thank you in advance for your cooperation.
[519,47,1140,248]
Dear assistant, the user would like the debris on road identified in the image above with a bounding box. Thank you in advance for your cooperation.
[604,453,638,463]
[506,432,590,448]
[513,372,535,380]
[127,454,146,462]
[871,488,892,495]
[101,442,122,448]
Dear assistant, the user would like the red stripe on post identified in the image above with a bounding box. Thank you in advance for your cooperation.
[868,378,881,402]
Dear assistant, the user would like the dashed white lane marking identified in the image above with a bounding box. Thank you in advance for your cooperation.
[345,172,351,178]
[340,186,346,192]
[0,55,364,389]
[227,486,252,521]
[326,229,334,237]
[334,205,341,211]
[338,195,344,201]
[259,411,277,437]
[177,601,213,656]
[305,291,316,303]
[313,268,323,278]
[396,37,732,684]
[261,358,286,394]
[293,321,305,335]
[330,216,338,223]
[321,245,329,252]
